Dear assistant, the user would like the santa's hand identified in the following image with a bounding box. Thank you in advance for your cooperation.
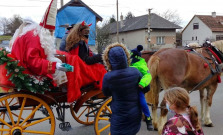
[56,63,73,72]
[56,63,67,72]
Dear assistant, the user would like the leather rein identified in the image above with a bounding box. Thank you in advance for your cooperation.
[186,46,222,93]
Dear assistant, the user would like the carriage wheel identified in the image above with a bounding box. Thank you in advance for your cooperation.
[70,98,103,125]
[0,93,55,135]
[94,97,112,135]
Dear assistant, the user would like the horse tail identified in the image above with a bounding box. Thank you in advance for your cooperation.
[145,55,160,105]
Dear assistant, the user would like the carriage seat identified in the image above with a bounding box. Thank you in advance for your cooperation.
[55,54,66,63]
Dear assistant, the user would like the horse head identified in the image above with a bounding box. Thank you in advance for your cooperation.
[212,40,223,53]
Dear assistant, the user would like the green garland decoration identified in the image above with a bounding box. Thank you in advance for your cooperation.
[0,48,54,94]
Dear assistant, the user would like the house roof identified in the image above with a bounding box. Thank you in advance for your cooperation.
[106,13,182,34]
[58,0,103,22]
[182,15,223,33]
[196,15,223,32]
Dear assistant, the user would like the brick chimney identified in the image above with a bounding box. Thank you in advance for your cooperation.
[120,13,124,28]
[212,12,216,18]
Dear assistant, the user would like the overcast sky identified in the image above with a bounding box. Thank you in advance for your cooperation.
[0,0,223,28]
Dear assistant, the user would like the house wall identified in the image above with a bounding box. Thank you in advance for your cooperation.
[111,29,148,50]
[213,32,223,41]
[182,16,212,46]
[150,29,176,45]
[110,29,177,50]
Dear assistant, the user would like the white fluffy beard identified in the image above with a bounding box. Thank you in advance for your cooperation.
[38,28,57,61]
[38,27,68,86]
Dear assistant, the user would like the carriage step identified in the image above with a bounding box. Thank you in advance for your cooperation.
[59,122,72,131]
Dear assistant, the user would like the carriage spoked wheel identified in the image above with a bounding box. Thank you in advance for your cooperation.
[94,97,112,135]
[70,98,104,125]
[0,93,55,135]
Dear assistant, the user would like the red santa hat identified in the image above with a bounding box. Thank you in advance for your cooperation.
[39,0,57,30]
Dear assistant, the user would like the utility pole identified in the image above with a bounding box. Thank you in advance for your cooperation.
[116,0,119,42]
[148,8,152,50]
[60,0,64,7]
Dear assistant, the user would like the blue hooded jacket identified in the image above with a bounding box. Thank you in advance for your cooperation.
[102,44,142,135]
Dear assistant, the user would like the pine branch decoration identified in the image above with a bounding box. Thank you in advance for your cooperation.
[0,48,54,93]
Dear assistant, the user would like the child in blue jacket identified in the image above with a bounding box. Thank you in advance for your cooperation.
[102,43,142,135]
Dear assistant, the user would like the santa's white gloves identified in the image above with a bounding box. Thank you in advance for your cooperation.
[56,63,74,72]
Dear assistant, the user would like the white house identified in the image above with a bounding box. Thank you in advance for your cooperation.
[106,13,181,50]
[182,12,223,46]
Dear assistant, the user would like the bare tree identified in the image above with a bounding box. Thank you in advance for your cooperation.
[109,15,116,24]
[0,17,10,35]
[176,30,182,47]
[125,12,134,20]
[6,15,23,35]
[159,9,182,25]
[96,22,112,54]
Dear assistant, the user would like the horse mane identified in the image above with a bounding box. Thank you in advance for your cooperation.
[187,42,201,48]
[212,40,223,52]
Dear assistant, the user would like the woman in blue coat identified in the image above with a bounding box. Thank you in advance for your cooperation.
[102,43,142,135]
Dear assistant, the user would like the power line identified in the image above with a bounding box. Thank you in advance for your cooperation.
[0,5,40,7]
[88,4,115,7]
[28,0,48,1]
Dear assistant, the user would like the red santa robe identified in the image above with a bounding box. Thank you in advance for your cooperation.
[11,30,57,79]
[0,30,58,92]
[56,49,107,103]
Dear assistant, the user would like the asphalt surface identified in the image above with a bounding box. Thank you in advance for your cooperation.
[2,78,221,135]
[51,77,223,135]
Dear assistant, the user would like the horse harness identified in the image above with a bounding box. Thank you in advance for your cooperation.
[145,45,223,109]
[187,44,223,93]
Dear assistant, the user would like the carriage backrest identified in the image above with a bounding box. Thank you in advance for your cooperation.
[55,54,66,63]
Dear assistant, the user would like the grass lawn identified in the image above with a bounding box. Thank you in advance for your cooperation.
[0,36,12,41]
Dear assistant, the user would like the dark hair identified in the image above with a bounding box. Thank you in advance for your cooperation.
[67,24,75,30]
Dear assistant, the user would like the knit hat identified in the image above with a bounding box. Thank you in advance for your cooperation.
[131,45,143,57]
[39,0,57,30]
[67,24,75,30]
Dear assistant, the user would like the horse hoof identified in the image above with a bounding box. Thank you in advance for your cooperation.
[153,128,158,131]
[205,123,214,127]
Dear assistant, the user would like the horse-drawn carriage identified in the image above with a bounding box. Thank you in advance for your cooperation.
[0,40,223,135]
[0,48,113,135]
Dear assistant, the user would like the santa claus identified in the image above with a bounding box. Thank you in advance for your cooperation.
[10,0,68,86]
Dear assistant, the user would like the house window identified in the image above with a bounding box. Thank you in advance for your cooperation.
[196,36,197,40]
[216,35,223,41]
[156,36,165,45]
[192,37,194,40]
[193,23,199,29]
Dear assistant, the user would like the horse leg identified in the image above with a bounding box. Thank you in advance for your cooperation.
[150,86,160,131]
[146,78,160,131]
[151,105,158,130]
[199,88,205,122]
[204,84,217,127]
[158,99,168,134]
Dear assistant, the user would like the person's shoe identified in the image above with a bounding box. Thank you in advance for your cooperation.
[145,116,154,131]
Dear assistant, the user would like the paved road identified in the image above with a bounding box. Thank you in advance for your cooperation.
[51,77,223,135]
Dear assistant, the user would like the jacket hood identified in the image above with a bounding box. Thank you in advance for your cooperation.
[103,43,131,71]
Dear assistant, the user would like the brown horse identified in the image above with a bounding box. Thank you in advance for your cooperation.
[144,41,223,133]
